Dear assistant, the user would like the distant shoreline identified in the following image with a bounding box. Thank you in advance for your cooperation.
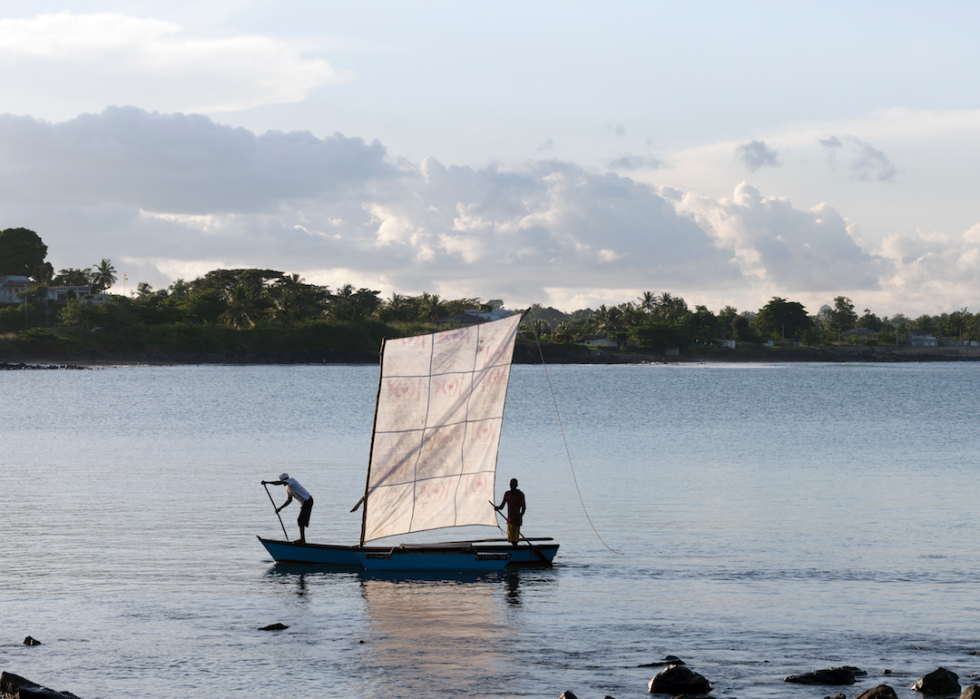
[4,344,979,368]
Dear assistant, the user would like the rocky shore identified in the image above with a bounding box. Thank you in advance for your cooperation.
[6,657,978,699]
[1,361,88,370]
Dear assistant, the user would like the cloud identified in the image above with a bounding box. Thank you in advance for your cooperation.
[607,154,664,170]
[0,107,395,214]
[734,140,780,172]
[7,107,976,314]
[819,134,897,182]
[877,225,980,307]
[361,156,742,299]
[0,12,346,117]
[0,108,747,303]
[672,182,888,292]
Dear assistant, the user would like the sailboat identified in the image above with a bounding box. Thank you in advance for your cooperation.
[257,312,560,571]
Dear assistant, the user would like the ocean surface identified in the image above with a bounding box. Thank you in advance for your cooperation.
[2,362,978,699]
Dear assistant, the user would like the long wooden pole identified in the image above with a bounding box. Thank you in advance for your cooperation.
[358,339,387,547]
[263,482,289,540]
[490,501,550,564]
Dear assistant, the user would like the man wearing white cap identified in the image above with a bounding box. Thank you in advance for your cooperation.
[262,473,313,544]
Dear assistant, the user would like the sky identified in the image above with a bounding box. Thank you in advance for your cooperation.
[1,1,979,316]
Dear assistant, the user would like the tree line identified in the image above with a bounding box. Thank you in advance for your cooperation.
[525,294,980,349]
[2,227,978,349]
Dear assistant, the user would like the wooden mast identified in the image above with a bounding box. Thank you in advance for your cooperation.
[358,338,387,547]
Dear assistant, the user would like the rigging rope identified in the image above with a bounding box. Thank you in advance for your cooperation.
[532,328,624,555]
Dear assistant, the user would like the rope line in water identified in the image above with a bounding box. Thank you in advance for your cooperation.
[532,328,623,555]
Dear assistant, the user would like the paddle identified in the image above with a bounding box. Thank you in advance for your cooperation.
[489,500,550,564]
[262,481,290,541]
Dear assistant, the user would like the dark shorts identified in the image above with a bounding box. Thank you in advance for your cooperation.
[298,497,313,528]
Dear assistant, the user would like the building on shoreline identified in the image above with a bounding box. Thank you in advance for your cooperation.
[1,275,97,305]
[0,275,31,303]
[909,329,938,347]
[843,328,880,342]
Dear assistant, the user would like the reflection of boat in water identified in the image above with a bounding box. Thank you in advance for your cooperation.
[355,571,519,696]
[258,313,559,571]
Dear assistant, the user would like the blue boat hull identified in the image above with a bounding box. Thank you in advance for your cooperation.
[257,537,558,571]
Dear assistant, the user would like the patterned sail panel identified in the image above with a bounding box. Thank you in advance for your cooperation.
[363,314,522,542]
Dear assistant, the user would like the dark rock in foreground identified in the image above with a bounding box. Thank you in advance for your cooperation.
[22,636,41,646]
[1,671,82,699]
[785,667,857,685]
[558,692,578,699]
[961,685,980,699]
[258,623,289,631]
[648,664,710,694]
[912,667,961,695]
[857,685,899,699]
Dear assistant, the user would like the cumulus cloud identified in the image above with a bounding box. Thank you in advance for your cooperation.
[0,107,395,214]
[361,156,742,299]
[0,108,748,302]
[876,225,980,307]
[0,12,346,117]
[735,140,780,172]
[820,135,897,181]
[9,107,972,312]
[672,182,888,292]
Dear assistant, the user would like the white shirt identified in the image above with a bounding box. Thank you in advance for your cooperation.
[284,477,311,503]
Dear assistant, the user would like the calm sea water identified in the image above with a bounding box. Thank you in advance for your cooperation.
[2,362,979,699]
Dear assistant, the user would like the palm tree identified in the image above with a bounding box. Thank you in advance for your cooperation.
[552,322,574,343]
[268,288,297,331]
[91,259,117,294]
[327,283,357,320]
[136,282,153,299]
[594,304,625,339]
[169,278,188,299]
[638,291,656,313]
[417,291,445,322]
[219,284,256,330]
[382,292,413,323]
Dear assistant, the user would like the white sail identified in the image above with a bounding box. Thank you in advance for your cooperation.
[362,314,522,543]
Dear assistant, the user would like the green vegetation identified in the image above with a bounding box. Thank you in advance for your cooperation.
[3,228,980,359]
[523,292,980,351]
[0,228,52,280]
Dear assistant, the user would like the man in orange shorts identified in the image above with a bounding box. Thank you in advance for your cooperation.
[495,478,526,547]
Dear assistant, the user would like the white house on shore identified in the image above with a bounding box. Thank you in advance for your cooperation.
[909,329,939,347]
[1,275,95,304]
[0,275,31,303]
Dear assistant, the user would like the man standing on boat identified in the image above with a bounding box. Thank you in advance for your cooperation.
[495,478,526,547]
[262,473,313,544]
